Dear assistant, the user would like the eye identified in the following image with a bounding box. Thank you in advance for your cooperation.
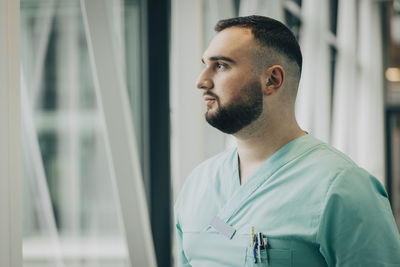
[215,62,227,70]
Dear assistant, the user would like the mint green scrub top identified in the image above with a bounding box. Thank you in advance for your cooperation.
[174,135,400,267]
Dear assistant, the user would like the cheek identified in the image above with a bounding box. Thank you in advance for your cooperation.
[214,75,246,101]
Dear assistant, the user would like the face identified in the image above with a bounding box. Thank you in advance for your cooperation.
[197,27,264,134]
[205,78,263,134]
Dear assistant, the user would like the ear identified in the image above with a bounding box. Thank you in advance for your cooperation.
[263,65,285,96]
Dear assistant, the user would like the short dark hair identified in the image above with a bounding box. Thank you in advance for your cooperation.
[215,15,302,74]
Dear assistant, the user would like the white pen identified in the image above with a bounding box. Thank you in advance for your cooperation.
[259,232,264,248]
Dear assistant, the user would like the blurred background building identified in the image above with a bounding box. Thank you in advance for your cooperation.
[0,0,399,266]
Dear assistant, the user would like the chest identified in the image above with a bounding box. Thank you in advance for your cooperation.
[177,159,332,266]
[180,170,324,235]
[239,163,262,185]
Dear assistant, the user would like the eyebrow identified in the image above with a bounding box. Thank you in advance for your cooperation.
[201,56,236,64]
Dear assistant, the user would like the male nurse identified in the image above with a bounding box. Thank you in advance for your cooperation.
[174,15,400,267]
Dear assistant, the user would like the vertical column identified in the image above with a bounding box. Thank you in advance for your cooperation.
[331,0,358,162]
[147,0,172,266]
[356,0,385,182]
[239,0,284,20]
[56,4,81,237]
[0,0,22,267]
[170,0,206,199]
[296,0,331,142]
[81,0,157,266]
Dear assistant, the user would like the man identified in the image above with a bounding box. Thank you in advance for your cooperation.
[174,15,400,267]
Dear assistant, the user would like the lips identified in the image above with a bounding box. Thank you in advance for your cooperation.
[203,94,216,106]
[203,92,217,100]
[204,95,216,101]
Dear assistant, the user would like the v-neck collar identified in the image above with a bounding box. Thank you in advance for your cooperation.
[220,134,322,223]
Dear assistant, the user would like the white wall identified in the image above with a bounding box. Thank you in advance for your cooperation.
[170,0,235,201]
[0,0,22,266]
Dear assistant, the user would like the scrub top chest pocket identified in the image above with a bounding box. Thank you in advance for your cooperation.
[244,233,292,267]
[245,247,292,267]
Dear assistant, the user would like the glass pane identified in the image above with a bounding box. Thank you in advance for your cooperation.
[20,0,142,266]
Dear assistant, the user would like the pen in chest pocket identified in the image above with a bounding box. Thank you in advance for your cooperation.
[253,234,259,263]
[251,226,255,247]
[250,229,269,264]
[257,233,262,263]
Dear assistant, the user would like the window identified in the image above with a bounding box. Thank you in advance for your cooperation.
[21,0,149,266]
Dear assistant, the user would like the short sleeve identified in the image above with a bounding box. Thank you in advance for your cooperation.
[317,167,400,267]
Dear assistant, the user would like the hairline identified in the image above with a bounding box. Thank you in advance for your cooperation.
[216,25,301,77]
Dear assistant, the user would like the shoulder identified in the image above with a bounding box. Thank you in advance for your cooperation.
[292,136,390,220]
[316,167,400,265]
[293,136,374,184]
[315,162,392,238]
[287,136,387,208]
[323,166,389,213]
[184,147,236,183]
[281,136,362,191]
[329,167,386,195]
[174,147,236,207]
[301,138,358,171]
[303,139,385,196]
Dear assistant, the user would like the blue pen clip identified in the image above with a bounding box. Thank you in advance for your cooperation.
[253,235,258,263]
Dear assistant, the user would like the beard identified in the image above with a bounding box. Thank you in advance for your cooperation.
[205,79,263,134]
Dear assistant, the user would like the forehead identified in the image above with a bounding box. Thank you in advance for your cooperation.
[202,27,258,61]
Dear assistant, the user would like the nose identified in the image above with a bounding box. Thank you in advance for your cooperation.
[196,69,214,90]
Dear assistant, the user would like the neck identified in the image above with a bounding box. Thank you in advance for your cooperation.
[234,116,305,184]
